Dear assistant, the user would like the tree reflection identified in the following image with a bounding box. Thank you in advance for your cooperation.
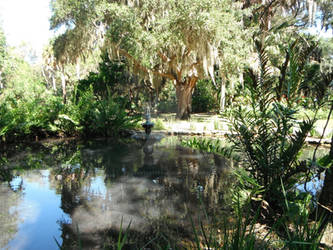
[1,138,235,248]
[0,182,22,248]
[50,138,235,248]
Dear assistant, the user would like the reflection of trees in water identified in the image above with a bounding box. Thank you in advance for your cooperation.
[0,183,22,248]
[86,143,232,246]
[40,139,235,248]
[79,140,232,246]
[1,138,236,248]
[1,138,333,248]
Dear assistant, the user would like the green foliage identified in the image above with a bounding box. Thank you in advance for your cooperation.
[188,191,269,250]
[117,218,132,250]
[0,25,6,76]
[181,137,237,160]
[77,55,127,96]
[317,154,333,169]
[0,45,140,141]
[280,181,326,250]
[77,53,153,114]
[309,128,321,138]
[0,80,65,142]
[225,39,328,207]
[73,86,140,137]
[182,137,221,153]
[0,61,139,141]
[157,81,177,113]
[0,157,12,182]
[0,52,61,136]
[220,195,262,250]
[192,79,219,113]
[50,0,250,119]
[296,106,332,120]
[152,118,165,130]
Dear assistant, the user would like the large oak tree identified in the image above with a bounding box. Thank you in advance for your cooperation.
[50,0,248,119]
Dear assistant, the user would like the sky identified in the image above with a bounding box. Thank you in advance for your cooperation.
[0,0,53,59]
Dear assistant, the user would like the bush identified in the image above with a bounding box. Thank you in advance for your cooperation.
[76,53,149,114]
[74,87,140,137]
[0,82,139,141]
[157,81,177,113]
[192,79,218,113]
[0,83,65,141]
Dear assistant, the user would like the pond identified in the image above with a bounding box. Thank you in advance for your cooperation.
[0,136,235,249]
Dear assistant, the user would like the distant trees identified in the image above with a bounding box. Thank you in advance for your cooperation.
[315,0,333,31]
[76,53,148,112]
[240,0,332,31]
[50,0,249,119]
[42,41,101,104]
[47,0,332,118]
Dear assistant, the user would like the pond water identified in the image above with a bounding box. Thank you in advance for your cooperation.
[0,137,234,249]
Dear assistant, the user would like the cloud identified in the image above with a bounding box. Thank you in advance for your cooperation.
[19,200,40,224]
[71,177,181,234]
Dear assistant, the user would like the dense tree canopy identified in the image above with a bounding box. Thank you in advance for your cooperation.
[50,0,249,119]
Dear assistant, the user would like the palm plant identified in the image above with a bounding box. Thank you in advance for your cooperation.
[227,38,328,209]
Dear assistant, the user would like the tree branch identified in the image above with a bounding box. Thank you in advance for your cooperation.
[117,48,177,80]
[158,50,170,62]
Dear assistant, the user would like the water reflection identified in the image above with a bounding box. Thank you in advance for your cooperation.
[0,182,21,249]
[1,138,234,249]
[2,170,70,250]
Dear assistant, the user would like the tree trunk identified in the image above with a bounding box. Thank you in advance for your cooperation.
[61,72,67,104]
[317,165,333,234]
[319,169,333,214]
[220,79,226,112]
[175,77,197,120]
[52,73,56,91]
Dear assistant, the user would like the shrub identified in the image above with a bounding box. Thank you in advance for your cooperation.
[0,81,139,141]
[0,83,65,141]
[152,118,165,130]
[157,81,177,113]
[76,53,149,114]
[74,87,140,137]
[192,79,219,113]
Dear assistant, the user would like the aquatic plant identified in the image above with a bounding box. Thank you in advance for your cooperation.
[181,137,236,160]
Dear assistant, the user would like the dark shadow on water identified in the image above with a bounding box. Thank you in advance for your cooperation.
[0,137,234,249]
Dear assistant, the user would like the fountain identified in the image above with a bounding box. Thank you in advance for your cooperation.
[142,105,154,137]
[131,104,163,141]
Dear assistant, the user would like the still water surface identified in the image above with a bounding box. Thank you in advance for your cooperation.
[1,137,233,249]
